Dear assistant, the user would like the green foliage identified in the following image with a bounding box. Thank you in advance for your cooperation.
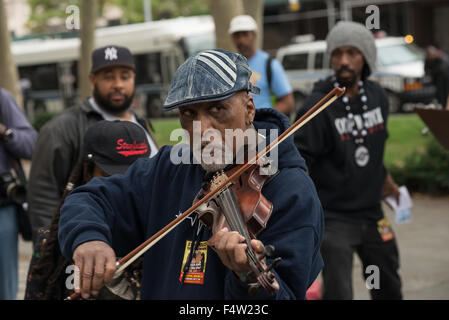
[27,0,81,34]
[154,0,209,19]
[151,117,181,146]
[384,114,427,168]
[26,0,210,34]
[389,135,449,194]
[109,0,209,22]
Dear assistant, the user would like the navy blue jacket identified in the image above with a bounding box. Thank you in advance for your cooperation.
[59,108,324,299]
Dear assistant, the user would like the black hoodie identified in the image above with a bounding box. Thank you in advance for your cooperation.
[294,77,389,223]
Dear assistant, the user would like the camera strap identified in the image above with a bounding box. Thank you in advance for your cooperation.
[10,157,27,188]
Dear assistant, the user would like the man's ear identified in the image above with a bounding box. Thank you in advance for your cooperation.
[245,94,256,126]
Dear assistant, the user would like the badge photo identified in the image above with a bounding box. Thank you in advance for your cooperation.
[179,240,208,285]
[377,218,394,242]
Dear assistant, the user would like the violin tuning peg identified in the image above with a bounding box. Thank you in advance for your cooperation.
[262,159,272,168]
[263,245,275,258]
[266,257,282,272]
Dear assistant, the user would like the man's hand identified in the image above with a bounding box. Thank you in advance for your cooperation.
[72,240,117,299]
[209,227,264,275]
[382,172,400,206]
[0,123,7,137]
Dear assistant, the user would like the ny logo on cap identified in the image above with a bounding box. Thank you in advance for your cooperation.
[104,47,118,61]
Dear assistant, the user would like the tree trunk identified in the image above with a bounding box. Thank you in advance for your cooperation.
[78,0,98,101]
[242,0,264,49]
[209,0,244,51]
[0,0,22,108]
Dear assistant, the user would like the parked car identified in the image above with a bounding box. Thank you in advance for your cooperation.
[276,36,435,114]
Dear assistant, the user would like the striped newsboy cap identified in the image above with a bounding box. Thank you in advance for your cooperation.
[163,49,260,111]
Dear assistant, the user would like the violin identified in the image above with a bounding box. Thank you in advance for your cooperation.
[66,86,345,300]
[193,161,281,295]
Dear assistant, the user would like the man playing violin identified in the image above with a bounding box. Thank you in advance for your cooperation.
[58,49,324,300]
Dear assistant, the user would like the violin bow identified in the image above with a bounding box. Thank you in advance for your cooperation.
[66,86,345,300]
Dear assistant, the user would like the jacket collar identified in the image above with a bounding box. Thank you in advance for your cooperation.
[80,97,152,133]
[80,98,100,116]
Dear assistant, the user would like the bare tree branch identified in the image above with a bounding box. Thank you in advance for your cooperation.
[78,0,98,100]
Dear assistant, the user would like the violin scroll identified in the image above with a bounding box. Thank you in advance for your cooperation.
[239,245,282,296]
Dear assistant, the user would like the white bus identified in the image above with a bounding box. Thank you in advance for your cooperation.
[12,15,216,120]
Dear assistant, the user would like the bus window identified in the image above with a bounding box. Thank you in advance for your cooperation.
[180,33,216,58]
[282,53,308,71]
[314,52,324,70]
[19,64,59,91]
[161,50,183,85]
[134,53,162,85]
[35,64,59,90]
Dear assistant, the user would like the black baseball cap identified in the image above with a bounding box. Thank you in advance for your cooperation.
[83,120,150,175]
[91,45,135,74]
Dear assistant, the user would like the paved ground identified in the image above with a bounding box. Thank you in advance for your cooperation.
[16,193,449,300]
[18,238,32,299]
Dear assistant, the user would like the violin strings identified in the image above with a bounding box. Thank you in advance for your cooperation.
[216,188,259,268]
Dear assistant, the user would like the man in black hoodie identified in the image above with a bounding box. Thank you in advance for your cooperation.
[294,21,402,300]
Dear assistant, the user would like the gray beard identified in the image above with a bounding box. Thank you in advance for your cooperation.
[198,125,259,173]
[197,144,229,173]
[200,162,228,173]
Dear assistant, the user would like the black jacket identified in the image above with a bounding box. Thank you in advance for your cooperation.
[294,78,389,223]
[27,99,153,238]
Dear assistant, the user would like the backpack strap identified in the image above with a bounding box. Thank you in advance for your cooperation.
[266,56,273,92]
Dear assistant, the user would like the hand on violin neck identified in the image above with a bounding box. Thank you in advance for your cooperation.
[208,227,265,275]
[72,240,117,299]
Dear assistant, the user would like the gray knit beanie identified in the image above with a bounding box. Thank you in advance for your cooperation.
[325,21,377,77]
